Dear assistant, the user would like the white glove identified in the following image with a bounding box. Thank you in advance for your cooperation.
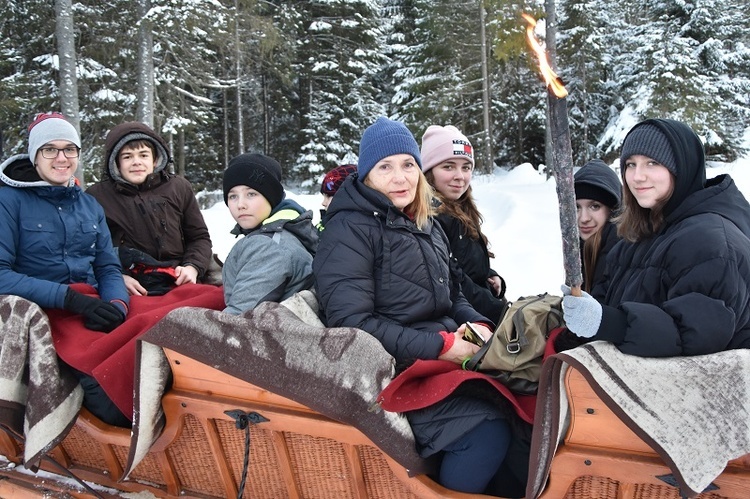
[561,285,602,338]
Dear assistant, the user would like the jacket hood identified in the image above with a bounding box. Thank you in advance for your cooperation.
[0,154,75,188]
[231,198,319,256]
[575,159,622,210]
[668,174,750,238]
[621,119,706,217]
[104,122,172,184]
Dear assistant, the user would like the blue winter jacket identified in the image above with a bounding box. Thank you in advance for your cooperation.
[0,154,129,309]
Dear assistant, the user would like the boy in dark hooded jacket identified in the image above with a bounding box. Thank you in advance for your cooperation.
[87,122,212,296]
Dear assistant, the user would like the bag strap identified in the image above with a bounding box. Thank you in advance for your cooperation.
[509,294,548,351]
[464,335,493,371]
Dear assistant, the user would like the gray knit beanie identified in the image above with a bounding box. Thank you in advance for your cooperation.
[27,112,81,161]
[620,124,677,175]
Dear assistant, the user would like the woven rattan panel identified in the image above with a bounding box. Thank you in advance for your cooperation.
[564,476,620,498]
[358,444,418,499]
[166,414,223,497]
[115,445,165,485]
[61,425,108,470]
[215,417,288,498]
[285,432,356,498]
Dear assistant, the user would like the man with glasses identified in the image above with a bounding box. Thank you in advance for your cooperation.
[0,112,131,427]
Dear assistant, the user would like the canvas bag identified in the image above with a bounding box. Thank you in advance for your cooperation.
[464,293,564,394]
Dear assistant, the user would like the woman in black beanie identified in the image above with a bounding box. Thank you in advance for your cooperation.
[574,159,622,293]
[561,119,750,357]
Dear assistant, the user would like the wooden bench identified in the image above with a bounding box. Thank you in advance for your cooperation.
[0,348,496,498]
[538,367,750,499]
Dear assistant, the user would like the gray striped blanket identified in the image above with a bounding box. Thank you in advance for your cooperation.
[528,341,750,498]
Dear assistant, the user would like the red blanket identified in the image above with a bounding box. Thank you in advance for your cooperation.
[45,283,225,419]
[377,328,564,424]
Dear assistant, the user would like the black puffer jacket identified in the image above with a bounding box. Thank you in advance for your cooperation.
[314,175,510,460]
[593,120,750,357]
[581,221,619,292]
[314,175,489,366]
[436,212,506,324]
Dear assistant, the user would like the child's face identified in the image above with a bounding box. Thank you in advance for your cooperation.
[623,154,674,209]
[227,185,272,230]
[118,144,156,185]
[576,199,611,241]
[430,158,473,201]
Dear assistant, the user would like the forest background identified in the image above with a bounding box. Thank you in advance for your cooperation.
[1,0,748,200]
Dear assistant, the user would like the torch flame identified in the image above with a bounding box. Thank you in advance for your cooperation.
[522,13,568,98]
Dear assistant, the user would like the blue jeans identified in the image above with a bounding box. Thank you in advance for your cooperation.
[439,417,511,494]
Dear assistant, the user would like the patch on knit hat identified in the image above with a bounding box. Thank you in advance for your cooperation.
[223,153,284,208]
[321,164,357,195]
[620,124,677,175]
[27,112,81,162]
[357,117,421,180]
[420,125,474,173]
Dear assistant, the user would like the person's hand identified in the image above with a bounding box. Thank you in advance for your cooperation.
[123,274,148,296]
[561,285,601,338]
[64,289,126,332]
[438,330,480,364]
[175,265,199,286]
[487,275,503,296]
[461,322,492,344]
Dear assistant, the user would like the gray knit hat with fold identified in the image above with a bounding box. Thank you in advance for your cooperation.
[620,124,677,175]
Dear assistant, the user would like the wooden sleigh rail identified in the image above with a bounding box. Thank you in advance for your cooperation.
[1,350,749,498]
[0,348,495,499]
[538,368,750,499]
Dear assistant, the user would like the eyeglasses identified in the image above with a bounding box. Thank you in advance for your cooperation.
[39,146,80,159]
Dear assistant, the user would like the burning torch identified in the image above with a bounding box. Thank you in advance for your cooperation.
[523,14,582,297]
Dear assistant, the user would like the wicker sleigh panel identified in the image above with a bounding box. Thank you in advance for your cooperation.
[0,348,493,499]
[539,368,750,499]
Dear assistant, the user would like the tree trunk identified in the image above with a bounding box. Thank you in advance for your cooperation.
[136,0,155,127]
[234,0,244,154]
[54,0,83,185]
[478,1,493,173]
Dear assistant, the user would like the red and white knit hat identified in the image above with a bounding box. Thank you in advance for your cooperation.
[420,125,474,173]
[27,112,80,161]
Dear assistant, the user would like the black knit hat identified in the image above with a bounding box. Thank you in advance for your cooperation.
[223,153,284,208]
[574,159,621,210]
[620,124,677,175]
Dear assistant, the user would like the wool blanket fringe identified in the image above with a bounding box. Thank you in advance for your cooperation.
[527,341,750,498]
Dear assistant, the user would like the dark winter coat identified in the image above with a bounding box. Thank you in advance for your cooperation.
[87,122,212,276]
[0,154,128,309]
[314,175,489,365]
[592,120,750,357]
[436,211,506,324]
[580,221,619,292]
[222,199,318,315]
[313,175,505,459]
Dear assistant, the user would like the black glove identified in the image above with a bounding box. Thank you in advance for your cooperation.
[64,289,125,332]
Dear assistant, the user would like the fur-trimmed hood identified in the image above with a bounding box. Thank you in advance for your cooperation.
[103,122,171,185]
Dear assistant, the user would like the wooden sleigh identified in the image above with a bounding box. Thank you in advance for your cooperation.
[0,347,748,498]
